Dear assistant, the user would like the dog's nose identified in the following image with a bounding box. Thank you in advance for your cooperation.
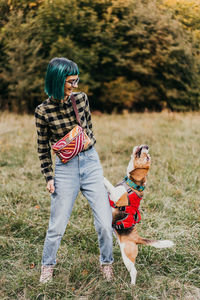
[143,145,149,150]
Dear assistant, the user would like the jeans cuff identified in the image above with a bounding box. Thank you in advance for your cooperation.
[100,259,114,266]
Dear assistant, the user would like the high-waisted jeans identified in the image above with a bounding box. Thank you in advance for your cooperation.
[42,147,113,266]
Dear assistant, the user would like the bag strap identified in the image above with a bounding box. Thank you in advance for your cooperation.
[71,94,81,126]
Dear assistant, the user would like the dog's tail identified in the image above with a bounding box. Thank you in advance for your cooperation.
[137,237,174,248]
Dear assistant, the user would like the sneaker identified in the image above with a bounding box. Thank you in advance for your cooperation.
[40,265,54,283]
[100,264,114,282]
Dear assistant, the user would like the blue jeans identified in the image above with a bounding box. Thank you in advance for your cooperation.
[42,147,113,266]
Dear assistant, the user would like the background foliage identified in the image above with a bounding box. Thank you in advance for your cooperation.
[0,0,200,112]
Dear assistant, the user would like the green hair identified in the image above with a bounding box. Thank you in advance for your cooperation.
[44,57,79,100]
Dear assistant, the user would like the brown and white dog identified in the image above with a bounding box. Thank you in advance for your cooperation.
[104,145,174,285]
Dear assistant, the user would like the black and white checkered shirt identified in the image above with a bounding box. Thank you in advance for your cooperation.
[35,92,96,182]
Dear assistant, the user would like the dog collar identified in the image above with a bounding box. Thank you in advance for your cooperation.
[124,176,145,192]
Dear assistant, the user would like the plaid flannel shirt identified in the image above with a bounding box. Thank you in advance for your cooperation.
[35,92,96,182]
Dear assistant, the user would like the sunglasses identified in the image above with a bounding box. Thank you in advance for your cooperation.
[65,77,79,87]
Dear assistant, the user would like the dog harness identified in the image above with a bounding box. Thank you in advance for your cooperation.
[109,177,143,230]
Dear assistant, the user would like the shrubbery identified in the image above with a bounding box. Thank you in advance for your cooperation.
[0,0,199,112]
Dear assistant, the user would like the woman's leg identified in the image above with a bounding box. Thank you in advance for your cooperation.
[79,148,113,265]
[42,157,80,266]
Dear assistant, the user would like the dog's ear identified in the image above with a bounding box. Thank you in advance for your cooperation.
[116,193,129,207]
[129,168,149,182]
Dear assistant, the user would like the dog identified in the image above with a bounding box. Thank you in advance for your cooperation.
[104,145,174,285]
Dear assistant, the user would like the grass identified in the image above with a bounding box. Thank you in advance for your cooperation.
[0,111,199,299]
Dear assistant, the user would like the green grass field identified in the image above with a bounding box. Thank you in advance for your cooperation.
[0,112,199,299]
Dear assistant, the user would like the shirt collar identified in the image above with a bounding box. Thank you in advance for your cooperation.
[49,95,72,105]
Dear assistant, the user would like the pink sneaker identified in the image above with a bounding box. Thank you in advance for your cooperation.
[40,265,54,283]
[100,264,114,282]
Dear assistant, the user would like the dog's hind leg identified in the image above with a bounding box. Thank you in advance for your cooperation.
[120,241,138,285]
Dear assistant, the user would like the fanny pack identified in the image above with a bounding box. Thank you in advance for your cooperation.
[52,95,91,163]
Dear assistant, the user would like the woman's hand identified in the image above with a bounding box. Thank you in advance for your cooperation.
[46,179,55,193]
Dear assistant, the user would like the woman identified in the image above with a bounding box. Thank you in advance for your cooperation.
[35,57,113,283]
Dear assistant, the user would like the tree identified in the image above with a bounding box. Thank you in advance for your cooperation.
[99,1,200,111]
[0,11,45,112]
[0,0,199,112]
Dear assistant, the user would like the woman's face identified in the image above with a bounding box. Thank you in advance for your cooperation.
[64,75,79,98]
